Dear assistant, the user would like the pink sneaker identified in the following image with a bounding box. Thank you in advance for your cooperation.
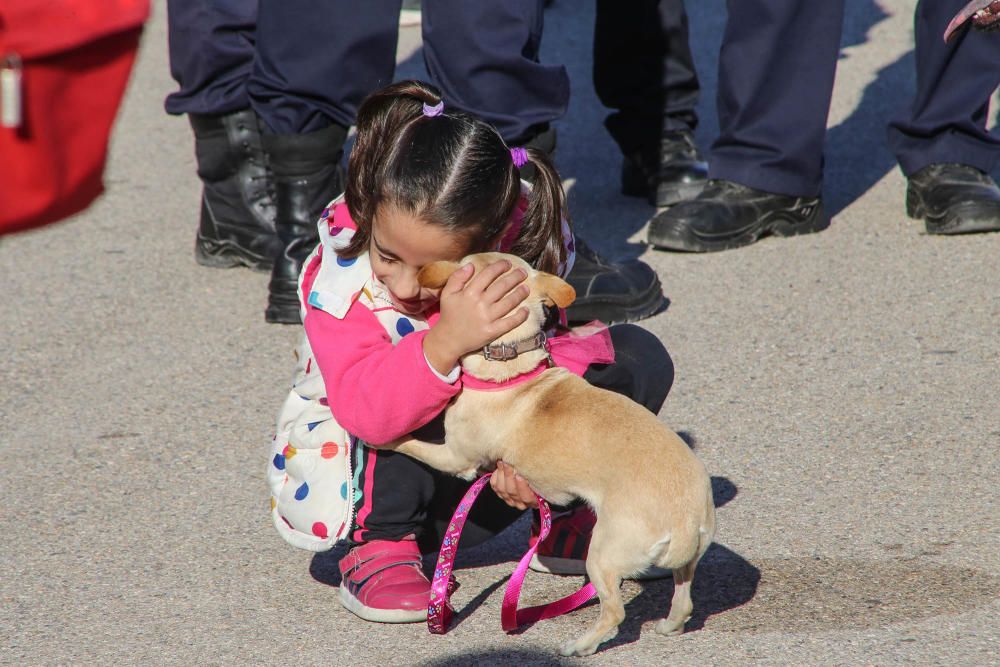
[338,537,430,623]
[528,506,671,580]
[528,506,595,575]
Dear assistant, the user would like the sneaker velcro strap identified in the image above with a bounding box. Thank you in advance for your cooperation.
[348,553,422,584]
[339,539,424,583]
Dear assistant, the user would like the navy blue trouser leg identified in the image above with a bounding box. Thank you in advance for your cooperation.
[170,0,566,140]
[248,0,402,134]
[709,0,845,197]
[421,0,569,143]
[887,0,1000,177]
[593,0,700,157]
[165,0,257,115]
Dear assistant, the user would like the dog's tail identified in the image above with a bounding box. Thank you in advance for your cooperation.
[651,479,716,569]
[696,478,717,561]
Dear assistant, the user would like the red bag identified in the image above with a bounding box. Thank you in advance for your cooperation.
[0,0,150,235]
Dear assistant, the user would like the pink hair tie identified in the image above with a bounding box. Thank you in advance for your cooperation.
[510,147,529,169]
[422,101,444,117]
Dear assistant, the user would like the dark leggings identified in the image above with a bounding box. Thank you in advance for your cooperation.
[348,324,674,552]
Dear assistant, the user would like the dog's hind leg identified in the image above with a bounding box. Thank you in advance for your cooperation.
[558,526,626,657]
[655,560,696,636]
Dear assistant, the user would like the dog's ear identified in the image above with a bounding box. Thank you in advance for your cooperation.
[417,261,463,288]
[534,272,576,308]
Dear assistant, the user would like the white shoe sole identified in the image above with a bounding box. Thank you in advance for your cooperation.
[338,585,427,623]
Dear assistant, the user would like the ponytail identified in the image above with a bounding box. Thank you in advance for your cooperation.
[507,148,569,275]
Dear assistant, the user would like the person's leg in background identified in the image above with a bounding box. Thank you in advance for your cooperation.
[249,0,407,324]
[422,0,667,326]
[594,0,708,208]
[648,0,845,252]
[165,0,282,272]
[888,0,1000,235]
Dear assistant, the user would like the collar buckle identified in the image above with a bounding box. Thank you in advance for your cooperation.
[482,331,547,361]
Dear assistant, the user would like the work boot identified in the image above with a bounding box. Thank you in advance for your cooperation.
[517,127,665,325]
[564,237,664,324]
[189,110,282,271]
[906,163,1000,235]
[621,130,708,207]
[647,179,828,252]
[263,123,347,324]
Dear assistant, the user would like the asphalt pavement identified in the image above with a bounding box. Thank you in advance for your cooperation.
[2,1,998,665]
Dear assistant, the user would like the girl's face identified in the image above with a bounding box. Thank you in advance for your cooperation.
[370,204,469,315]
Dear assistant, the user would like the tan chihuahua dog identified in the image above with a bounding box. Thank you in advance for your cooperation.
[388,252,716,657]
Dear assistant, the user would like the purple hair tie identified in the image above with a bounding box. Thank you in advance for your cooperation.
[510,147,529,169]
[422,101,444,117]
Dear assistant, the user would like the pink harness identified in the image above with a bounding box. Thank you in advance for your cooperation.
[427,472,596,634]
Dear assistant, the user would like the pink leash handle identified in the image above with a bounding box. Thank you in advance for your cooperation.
[426,473,596,635]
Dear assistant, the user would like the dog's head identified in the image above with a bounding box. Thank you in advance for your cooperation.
[417,252,575,370]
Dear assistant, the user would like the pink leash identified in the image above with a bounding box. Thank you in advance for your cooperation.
[427,472,596,634]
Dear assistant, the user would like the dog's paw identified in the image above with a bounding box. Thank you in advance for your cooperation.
[558,638,600,657]
[654,617,687,636]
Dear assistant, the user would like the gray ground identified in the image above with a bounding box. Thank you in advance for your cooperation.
[2,1,998,665]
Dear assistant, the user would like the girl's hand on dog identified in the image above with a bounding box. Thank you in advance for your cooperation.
[491,461,539,510]
[424,259,529,375]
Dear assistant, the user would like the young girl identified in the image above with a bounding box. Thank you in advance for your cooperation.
[268,80,675,623]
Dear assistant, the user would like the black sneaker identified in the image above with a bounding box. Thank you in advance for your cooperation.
[906,163,1000,235]
[647,179,829,252]
[621,130,708,207]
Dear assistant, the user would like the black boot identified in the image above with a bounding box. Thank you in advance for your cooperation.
[621,130,708,207]
[189,110,282,271]
[517,126,665,325]
[906,163,1000,235]
[564,237,665,324]
[263,123,348,324]
[647,179,829,252]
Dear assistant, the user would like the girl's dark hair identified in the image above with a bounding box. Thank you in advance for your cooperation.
[340,80,568,274]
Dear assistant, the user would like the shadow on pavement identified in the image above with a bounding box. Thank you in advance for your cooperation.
[711,475,738,508]
[420,648,574,666]
[675,430,739,508]
[826,0,912,216]
[826,49,915,217]
[597,542,760,652]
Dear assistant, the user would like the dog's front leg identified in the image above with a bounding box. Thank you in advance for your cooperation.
[384,437,480,480]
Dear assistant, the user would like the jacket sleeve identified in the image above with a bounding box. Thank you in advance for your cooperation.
[304,303,460,446]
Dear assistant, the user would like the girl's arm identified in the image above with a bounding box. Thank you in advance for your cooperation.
[305,303,460,446]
